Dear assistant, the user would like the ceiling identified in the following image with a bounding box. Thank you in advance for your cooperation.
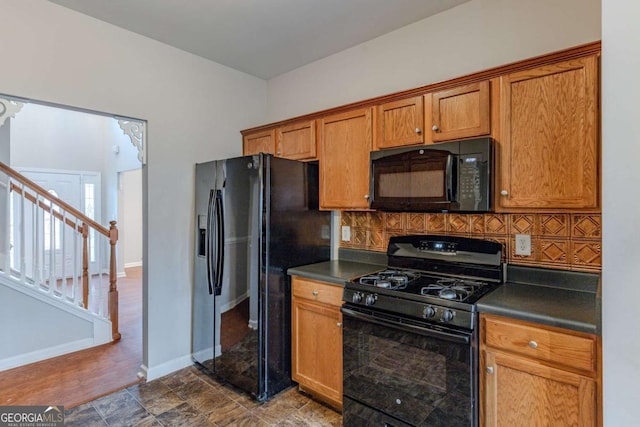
[48,0,470,80]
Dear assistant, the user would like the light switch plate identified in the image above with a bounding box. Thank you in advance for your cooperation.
[341,226,351,242]
[515,234,531,256]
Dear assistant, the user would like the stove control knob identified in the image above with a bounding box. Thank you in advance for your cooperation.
[441,310,455,322]
[352,292,363,304]
[365,294,376,306]
[423,306,436,318]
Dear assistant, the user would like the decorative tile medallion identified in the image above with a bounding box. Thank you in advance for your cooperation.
[572,214,602,238]
[426,214,446,233]
[406,213,427,233]
[540,239,569,264]
[510,214,536,235]
[484,214,508,235]
[571,240,602,267]
[539,214,569,237]
[353,212,369,228]
[383,212,404,231]
[447,214,469,234]
[351,228,367,248]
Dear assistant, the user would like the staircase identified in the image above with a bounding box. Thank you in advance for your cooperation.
[0,162,120,371]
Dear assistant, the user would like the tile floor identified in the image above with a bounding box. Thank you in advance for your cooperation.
[64,366,343,426]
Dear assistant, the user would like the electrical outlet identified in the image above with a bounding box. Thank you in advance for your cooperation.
[341,226,351,242]
[515,234,531,256]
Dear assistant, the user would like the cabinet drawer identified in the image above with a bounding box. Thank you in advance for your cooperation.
[292,277,343,307]
[482,314,596,373]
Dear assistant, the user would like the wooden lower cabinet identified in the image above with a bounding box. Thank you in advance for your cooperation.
[480,313,600,427]
[291,276,343,409]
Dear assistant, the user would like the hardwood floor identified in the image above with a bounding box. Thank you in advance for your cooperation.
[0,266,143,408]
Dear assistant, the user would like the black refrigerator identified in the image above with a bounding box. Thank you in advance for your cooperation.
[192,153,331,401]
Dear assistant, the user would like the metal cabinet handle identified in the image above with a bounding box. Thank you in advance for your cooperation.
[312,290,319,296]
[432,124,439,132]
[500,190,509,196]
[364,194,370,200]
[336,322,342,327]
[415,127,422,134]
[486,366,494,374]
[529,340,538,349]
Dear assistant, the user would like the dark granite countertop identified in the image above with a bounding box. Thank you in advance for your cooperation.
[477,265,601,335]
[288,260,385,286]
[287,248,386,286]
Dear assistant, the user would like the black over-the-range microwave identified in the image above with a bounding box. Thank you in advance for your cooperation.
[369,137,494,212]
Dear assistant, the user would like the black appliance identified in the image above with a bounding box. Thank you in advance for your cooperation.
[192,153,331,401]
[342,235,504,427]
[369,138,493,212]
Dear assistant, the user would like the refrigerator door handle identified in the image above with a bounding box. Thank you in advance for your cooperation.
[205,189,215,295]
[213,189,225,296]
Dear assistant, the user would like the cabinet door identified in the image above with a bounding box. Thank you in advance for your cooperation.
[292,297,343,409]
[319,108,372,210]
[429,81,490,142]
[497,55,599,210]
[483,350,596,427]
[375,96,424,149]
[277,120,317,160]
[243,129,275,155]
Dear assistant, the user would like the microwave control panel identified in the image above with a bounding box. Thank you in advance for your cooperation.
[458,154,484,206]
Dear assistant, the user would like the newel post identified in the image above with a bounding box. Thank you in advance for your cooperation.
[109,220,121,341]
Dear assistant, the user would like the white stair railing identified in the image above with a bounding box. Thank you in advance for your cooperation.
[0,162,120,341]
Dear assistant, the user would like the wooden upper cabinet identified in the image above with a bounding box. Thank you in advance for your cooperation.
[428,81,491,142]
[497,55,599,210]
[277,120,317,160]
[374,96,424,150]
[319,108,372,210]
[243,129,275,156]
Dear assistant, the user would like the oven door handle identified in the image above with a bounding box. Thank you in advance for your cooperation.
[341,307,471,345]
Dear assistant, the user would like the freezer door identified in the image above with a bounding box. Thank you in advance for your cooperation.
[192,160,217,372]
[212,155,263,398]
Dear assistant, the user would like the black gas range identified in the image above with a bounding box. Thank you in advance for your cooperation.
[341,235,504,427]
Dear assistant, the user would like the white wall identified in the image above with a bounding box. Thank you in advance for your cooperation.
[0,0,267,379]
[601,0,640,424]
[10,103,107,172]
[266,0,601,122]
[120,169,143,269]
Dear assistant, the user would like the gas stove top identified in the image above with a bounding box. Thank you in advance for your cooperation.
[357,269,492,302]
[343,235,505,330]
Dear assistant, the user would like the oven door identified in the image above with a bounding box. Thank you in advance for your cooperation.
[370,148,457,211]
[342,305,477,427]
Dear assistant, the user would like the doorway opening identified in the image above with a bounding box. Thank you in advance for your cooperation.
[0,96,146,406]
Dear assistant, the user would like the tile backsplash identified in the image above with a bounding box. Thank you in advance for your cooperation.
[340,212,601,272]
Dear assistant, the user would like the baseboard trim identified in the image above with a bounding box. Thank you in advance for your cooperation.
[124,261,143,269]
[0,338,95,372]
[142,354,193,381]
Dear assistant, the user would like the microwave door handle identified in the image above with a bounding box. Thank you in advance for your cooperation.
[446,155,455,201]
